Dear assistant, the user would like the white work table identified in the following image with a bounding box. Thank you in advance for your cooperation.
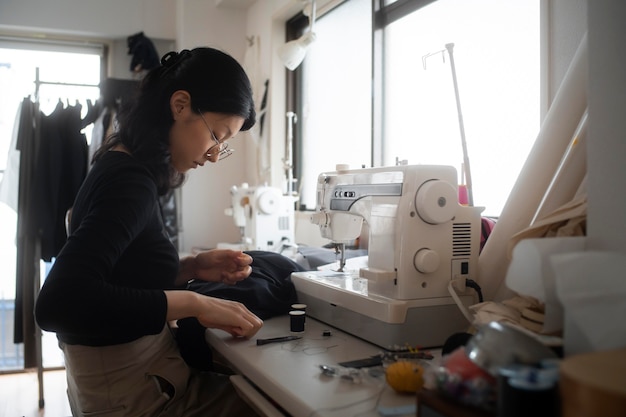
[206,315,420,417]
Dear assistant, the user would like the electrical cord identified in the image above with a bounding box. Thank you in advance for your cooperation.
[465,278,483,302]
[448,280,474,324]
[448,277,484,325]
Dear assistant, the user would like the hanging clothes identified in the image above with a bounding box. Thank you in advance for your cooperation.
[13,98,89,364]
[34,101,89,261]
[13,97,40,365]
[89,78,139,163]
[127,32,160,73]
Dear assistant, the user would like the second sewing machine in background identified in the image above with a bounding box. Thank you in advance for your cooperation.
[218,183,296,253]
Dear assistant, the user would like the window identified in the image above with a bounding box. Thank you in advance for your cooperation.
[0,42,102,371]
[383,0,540,216]
[292,0,540,217]
[295,0,372,210]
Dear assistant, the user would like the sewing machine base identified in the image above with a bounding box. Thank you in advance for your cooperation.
[292,271,473,350]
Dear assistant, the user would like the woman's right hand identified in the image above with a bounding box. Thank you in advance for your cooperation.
[166,290,263,338]
[195,295,263,338]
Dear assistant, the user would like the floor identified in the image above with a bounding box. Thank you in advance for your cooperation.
[0,369,71,417]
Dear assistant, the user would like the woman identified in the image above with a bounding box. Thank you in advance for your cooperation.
[35,47,263,416]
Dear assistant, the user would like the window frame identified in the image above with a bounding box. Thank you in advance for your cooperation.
[283,11,309,189]
[286,0,449,208]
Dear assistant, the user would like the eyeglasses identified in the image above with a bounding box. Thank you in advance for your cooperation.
[198,111,234,161]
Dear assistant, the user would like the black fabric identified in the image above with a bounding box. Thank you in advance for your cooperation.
[34,103,89,261]
[177,251,306,371]
[127,32,160,72]
[100,78,140,109]
[14,99,38,363]
[441,332,473,356]
[14,99,88,364]
[35,151,176,346]
[186,250,305,320]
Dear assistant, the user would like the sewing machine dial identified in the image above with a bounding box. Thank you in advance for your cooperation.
[413,248,440,273]
[257,188,281,214]
[414,179,458,224]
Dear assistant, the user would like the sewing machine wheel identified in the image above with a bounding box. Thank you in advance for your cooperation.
[415,180,458,224]
[257,188,281,214]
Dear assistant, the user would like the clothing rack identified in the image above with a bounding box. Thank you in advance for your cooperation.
[24,74,141,409]
[34,67,99,100]
[30,67,99,409]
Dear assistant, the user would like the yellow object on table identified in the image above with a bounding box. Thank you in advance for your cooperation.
[386,361,425,393]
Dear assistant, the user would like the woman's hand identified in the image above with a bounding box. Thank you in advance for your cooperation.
[177,249,253,286]
[194,249,253,285]
[166,291,263,338]
[195,295,263,338]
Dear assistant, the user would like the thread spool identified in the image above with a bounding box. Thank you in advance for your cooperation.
[289,310,305,333]
[458,184,469,205]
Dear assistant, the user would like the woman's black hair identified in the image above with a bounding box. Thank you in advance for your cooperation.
[93,47,256,195]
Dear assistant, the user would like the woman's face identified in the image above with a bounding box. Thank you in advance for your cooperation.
[169,91,245,173]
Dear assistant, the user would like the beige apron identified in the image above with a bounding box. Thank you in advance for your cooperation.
[61,326,258,417]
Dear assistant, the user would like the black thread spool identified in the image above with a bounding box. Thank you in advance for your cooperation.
[289,310,305,333]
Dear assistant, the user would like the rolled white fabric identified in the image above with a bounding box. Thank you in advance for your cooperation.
[478,33,589,302]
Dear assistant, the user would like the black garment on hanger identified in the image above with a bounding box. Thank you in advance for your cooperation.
[127,32,160,73]
[14,98,39,363]
[89,78,140,158]
[34,103,89,261]
[99,78,140,110]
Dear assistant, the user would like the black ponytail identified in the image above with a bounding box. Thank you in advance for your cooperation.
[93,47,256,195]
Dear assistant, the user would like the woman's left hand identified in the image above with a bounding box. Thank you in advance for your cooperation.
[192,249,253,285]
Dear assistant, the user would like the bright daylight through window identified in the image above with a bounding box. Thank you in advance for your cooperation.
[0,46,101,371]
[299,0,372,210]
[298,0,539,217]
[384,0,540,217]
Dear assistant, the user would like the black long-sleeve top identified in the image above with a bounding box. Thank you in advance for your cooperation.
[35,151,179,346]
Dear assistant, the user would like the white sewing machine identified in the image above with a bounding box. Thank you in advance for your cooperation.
[219,183,296,253]
[291,164,484,349]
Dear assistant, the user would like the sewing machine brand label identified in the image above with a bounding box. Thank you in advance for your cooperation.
[330,183,403,211]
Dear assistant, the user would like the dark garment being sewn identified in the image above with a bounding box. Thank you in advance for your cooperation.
[177,250,305,370]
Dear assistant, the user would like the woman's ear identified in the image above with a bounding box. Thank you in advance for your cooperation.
[170,90,192,119]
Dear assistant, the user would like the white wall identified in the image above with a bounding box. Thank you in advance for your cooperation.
[173,0,252,252]
[0,0,176,39]
[547,0,588,103]
[586,1,626,253]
